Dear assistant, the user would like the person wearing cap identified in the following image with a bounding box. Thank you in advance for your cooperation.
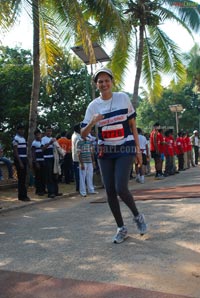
[191,130,200,165]
[81,67,147,244]
[12,124,30,201]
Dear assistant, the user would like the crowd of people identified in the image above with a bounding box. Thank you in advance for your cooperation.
[149,123,199,180]
[3,120,197,204]
[3,123,98,202]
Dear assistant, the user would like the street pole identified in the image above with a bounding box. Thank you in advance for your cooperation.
[175,110,179,134]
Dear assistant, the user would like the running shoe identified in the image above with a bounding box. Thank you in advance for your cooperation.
[134,214,147,235]
[112,226,128,244]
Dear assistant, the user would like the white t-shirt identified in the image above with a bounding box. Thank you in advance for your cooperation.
[82,92,136,147]
[138,134,148,155]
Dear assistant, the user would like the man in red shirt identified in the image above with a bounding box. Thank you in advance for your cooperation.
[185,131,195,168]
[164,129,175,176]
[150,122,164,179]
[176,131,184,171]
[182,132,188,170]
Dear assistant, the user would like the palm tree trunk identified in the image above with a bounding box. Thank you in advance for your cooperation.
[27,0,40,162]
[132,24,145,110]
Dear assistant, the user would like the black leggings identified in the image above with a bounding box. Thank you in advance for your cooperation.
[99,155,139,228]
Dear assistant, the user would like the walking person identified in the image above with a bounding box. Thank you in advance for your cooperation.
[81,67,147,244]
[12,124,30,201]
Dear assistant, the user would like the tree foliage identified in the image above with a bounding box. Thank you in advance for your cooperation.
[0,46,92,153]
[137,83,200,134]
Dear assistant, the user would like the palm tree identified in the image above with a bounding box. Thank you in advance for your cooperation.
[91,0,200,107]
[0,0,101,159]
[185,43,200,92]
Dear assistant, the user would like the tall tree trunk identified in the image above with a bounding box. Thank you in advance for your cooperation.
[132,24,145,110]
[27,0,40,163]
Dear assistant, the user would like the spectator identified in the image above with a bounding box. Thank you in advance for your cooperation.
[191,130,200,165]
[41,126,62,198]
[31,129,46,196]
[164,130,174,176]
[135,128,149,184]
[176,131,184,171]
[77,136,97,197]
[0,142,14,180]
[182,132,188,169]
[150,122,164,179]
[71,123,81,192]
[185,131,195,168]
[13,124,30,201]
[57,131,74,184]
[158,128,165,176]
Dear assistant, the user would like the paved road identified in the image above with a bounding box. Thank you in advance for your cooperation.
[0,167,200,297]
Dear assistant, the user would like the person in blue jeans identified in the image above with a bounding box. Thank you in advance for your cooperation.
[0,143,14,180]
[81,67,147,244]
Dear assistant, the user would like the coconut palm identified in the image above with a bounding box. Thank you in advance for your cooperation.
[0,0,103,159]
[185,43,200,92]
[0,0,128,146]
[88,0,200,107]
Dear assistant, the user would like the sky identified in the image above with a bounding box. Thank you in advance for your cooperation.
[1,4,200,93]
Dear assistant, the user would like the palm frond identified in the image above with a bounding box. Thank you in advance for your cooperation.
[84,0,126,41]
[158,5,194,38]
[51,0,96,64]
[39,7,63,78]
[148,26,186,82]
[108,22,133,88]
[165,0,200,32]
[148,74,163,104]
[142,35,162,90]
[0,0,22,31]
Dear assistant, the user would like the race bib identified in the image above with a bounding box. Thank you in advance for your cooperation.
[102,124,124,141]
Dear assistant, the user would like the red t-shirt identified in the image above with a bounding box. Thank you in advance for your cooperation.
[176,137,184,155]
[182,137,188,153]
[150,129,160,152]
[185,136,192,151]
[164,136,174,156]
[157,132,164,153]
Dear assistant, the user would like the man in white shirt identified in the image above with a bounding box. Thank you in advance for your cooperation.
[191,130,200,165]
[71,123,81,192]
[135,128,149,183]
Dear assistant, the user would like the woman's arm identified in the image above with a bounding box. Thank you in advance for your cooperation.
[81,114,104,138]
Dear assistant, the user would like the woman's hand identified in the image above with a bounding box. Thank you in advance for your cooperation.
[90,114,104,126]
